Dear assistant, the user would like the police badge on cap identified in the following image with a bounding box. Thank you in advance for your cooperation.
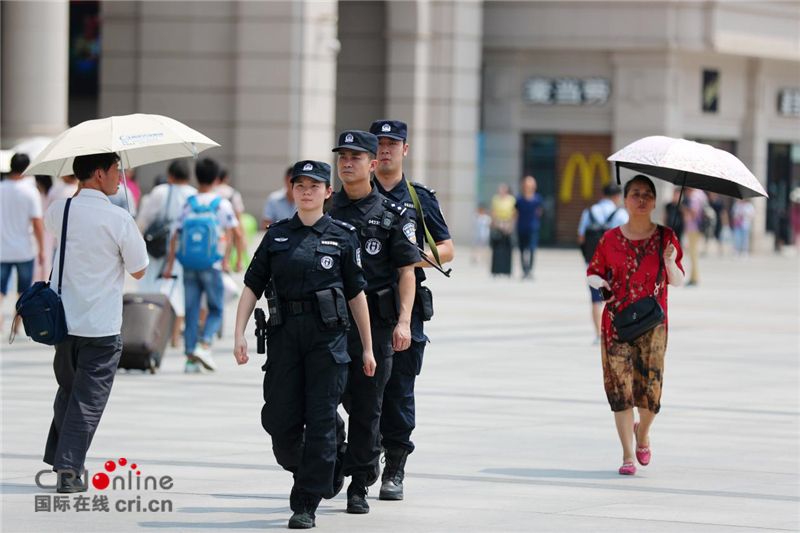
[291,160,331,184]
[369,119,408,142]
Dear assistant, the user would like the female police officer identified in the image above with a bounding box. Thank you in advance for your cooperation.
[233,160,375,530]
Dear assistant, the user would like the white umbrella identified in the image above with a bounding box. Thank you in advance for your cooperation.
[608,136,767,199]
[24,114,219,211]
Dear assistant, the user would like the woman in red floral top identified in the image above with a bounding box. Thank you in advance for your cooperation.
[586,175,685,475]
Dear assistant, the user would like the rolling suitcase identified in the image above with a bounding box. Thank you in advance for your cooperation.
[491,232,513,276]
[119,293,175,373]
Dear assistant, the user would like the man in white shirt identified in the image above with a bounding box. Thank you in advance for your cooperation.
[136,159,197,347]
[43,152,148,493]
[163,158,238,373]
[213,166,247,271]
[262,166,297,230]
[1,153,45,333]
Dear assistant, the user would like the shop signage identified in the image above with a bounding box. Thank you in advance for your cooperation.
[523,77,611,105]
[559,152,610,202]
[778,89,800,117]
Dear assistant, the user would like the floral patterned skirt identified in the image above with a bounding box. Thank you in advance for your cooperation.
[601,324,667,414]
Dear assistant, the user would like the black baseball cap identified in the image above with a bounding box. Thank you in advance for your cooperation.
[332,130,378,155]
[370,119,407,142]
[291,160,331,184]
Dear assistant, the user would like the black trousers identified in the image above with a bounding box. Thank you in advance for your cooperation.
[44,334,122,474]
[261,314,349,504]
[337,323,394,486]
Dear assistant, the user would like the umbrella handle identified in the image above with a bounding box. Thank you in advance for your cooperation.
[669,171,688,230]
[120,157,131,214]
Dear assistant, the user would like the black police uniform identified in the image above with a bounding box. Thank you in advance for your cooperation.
[243,161,367,514]
[327,130,421,489]
[370,120,452,455]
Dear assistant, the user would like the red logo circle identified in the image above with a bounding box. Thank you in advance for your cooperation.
[92,473,110,490]
[104,461,116,472]
[118,458,127,466]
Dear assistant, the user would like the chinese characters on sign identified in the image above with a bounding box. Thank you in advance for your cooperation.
[778,89,800,117]
[523,77,611,105]
[35,495,110,512]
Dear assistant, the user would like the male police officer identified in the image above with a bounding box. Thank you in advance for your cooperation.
[369,119,454,501]
[327,130,420,514]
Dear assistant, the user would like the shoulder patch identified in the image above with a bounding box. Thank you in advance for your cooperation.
[331,219,356,232]
[267,218,290,229]
[410,181,436,195]
[382,198,407,216]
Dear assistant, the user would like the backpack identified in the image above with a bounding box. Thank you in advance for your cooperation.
[581,206,620,263]
[175,196,224,270]
[143,185,173,259]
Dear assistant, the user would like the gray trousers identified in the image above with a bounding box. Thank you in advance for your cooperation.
[43,334,122,474]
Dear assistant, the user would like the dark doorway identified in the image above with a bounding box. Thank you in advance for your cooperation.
[522,135,557,245]
[767,143,800,248]
[68,1,100,126]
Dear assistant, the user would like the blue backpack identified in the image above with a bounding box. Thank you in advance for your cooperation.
[175,196,224,270]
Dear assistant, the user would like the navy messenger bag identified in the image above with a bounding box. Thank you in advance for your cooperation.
[12,198,72,346]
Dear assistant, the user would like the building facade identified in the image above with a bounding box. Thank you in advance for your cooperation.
[2,1,798,247]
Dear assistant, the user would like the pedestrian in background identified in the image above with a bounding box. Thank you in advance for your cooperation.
[214,167,247,272]
[586,175,684,476]
[43,152,148,492]
[515,175,543,279]
[262,166,297,230]
[577,184,628,342]
[472,205,491,264]
[490,183,515,276]
[108,168,138,216]
[683,188,708,285]
[233,160,375,530]
[1,153,45,333]
[731,198,756,257]
[163,158,238,373]
[136,159,197,347]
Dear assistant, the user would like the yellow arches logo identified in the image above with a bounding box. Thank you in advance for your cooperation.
[559,153,610,202]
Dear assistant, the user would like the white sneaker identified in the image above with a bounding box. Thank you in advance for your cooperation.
[184,360,203,374]
[192,345,218,371]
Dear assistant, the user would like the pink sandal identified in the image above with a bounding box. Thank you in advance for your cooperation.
[618,461,636,475]
[634,422,651,466]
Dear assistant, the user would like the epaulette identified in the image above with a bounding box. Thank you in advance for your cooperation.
[410,181,436,195]
[331,219,356,232]
[267,218,290,229]
[382,198,408,216]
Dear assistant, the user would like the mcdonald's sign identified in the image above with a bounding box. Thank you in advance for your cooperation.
[559,152,610,202]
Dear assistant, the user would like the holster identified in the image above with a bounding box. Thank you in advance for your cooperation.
[314,287,350,330]
[416,284,434,321]
[367,284,400,327]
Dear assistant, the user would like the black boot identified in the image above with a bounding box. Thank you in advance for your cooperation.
[288,491,316,529]
[56,472,87,494]
[346,479,369,514]
[379,447,409,501]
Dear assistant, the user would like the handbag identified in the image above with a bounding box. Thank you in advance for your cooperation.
[612,227,666,343]
[143,184,173,258]
[12,198,72,345]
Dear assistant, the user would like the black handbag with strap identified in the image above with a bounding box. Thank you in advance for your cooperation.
[612,227,666,343]
[143,184,173,259]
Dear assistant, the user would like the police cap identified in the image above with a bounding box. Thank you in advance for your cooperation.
[291,160,331,184]
[370,119,407,142]
[332,130,378,155]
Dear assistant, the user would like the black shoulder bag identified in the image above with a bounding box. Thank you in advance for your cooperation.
[144,184,173,258]
[612,226,666,343]
[12,198,72,345]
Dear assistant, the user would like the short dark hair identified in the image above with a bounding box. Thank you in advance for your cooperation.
[35,175,53,193]
[218,167,229,182]
[72,153,120,181]
[285,166,294,178]
[195,158,219,185]
[624,174,657,199]
[10,153,30,174]
[603,184,622,197]
[167,159,189,181]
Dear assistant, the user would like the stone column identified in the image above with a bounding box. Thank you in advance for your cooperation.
[423,0,483,243]
[1,0,69,146]
[739,58,769,252]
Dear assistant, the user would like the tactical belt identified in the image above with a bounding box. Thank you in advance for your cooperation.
[281,300,315,316]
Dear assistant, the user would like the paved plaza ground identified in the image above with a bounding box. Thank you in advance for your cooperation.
[1,245,798,532]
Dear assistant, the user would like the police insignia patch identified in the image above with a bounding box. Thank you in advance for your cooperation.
[320,256,334,269]
[303,163,313,171]
[345,133,354,143]
[274,237,288,242]
[355,248,362,267]
[382,124,392,132]
[403,222,416,244]
[365,238,382,255]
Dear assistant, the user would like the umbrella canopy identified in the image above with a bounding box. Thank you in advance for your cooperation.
[24,114,219,177]
[608,136,767,199]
